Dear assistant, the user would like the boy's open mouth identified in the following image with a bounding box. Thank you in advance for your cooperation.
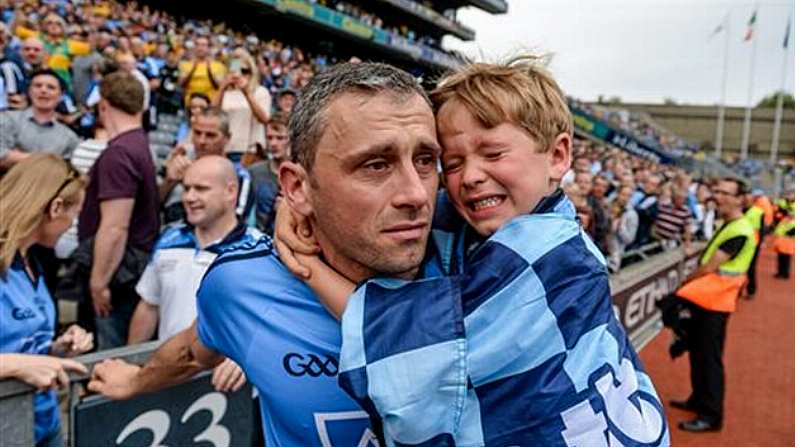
[468,195,506,212]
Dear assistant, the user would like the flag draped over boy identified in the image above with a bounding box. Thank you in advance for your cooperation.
[338,191,669,446]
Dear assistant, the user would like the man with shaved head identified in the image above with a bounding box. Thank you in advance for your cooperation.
[128,155,260,391]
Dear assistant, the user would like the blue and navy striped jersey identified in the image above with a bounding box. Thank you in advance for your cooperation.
[338,191,669,446]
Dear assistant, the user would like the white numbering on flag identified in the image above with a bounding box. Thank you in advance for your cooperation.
[116,392,230,447]
[560,358,665,447]
[314,411,380,447]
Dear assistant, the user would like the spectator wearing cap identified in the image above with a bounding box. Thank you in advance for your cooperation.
[276,88,296,116]
[15,12,91,88]
[214,47,271,158]
[0,68,79,171]
[178,35,226,107]
[76,70,159,350]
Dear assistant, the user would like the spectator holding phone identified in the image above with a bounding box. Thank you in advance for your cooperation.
[214,47,271,159]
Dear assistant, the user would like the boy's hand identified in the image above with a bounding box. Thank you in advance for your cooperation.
[273,200,319,279]
[211,358,246,393]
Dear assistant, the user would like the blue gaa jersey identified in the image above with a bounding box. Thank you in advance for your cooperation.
[195,237,376,447]
[0,254,59,443]
[338,190,669,447]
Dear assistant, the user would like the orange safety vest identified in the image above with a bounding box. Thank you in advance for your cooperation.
[773,218,795,255]
[755,196,775,228]
[677,216,757,313]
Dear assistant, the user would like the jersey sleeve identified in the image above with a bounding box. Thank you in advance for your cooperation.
[195,257,261,364]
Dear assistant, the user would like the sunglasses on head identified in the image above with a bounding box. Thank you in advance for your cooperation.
[46,165,80,209]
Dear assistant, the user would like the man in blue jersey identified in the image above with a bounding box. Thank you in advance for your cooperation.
[88,62,440,446]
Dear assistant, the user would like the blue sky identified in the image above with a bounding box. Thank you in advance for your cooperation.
[443,0,794,106]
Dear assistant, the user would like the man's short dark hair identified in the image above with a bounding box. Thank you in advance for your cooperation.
[99,71,144,115]
[720,177,748,196]
[28,68,65,92]
[288,62,430,172]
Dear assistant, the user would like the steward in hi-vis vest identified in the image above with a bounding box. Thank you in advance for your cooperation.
[741,197,766,298]
[677,216,757,312]
[773,215,795,279]
[671,178,754,434]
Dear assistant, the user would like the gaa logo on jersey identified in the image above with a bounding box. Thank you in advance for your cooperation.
[560,358,667,447]
[283,353,339,377]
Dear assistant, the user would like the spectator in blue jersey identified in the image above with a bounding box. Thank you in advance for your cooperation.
[278,57,669,446]
[158,107,255,226]
[87,62,439,447]
[1,154,94,447]
[128,156,259,392]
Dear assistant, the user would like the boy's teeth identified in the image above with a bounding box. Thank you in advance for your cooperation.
[472,197,502,211]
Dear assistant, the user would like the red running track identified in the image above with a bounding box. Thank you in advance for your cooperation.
[640,245,795,446]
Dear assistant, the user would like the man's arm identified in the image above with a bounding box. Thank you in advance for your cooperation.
[89,321,223,399]
[90,198,134,317]
[178,61,198,88]
[127,300,159,345]
[688,247,731,282]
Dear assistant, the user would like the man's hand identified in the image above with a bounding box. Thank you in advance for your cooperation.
[87,359,142,400]
[91,283,112,317]
[51,325,94,357]
[211,358,246,393]
[165,145,191,183]
[273,200,319,279]
[8,354,88,392]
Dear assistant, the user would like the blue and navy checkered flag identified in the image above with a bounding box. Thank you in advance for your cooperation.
[338,192,669,446]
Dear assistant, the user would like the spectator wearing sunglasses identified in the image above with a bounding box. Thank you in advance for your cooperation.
[214,47,271,159]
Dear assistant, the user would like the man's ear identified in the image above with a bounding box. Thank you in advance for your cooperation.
[548,132,573,182]
[278,161,313,217]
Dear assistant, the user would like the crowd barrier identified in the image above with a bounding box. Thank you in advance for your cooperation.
[0,244,702,446]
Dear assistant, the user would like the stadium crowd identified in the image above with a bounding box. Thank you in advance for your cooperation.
[1,1,795,446]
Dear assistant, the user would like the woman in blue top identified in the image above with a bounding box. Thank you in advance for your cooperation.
[1,154,94,447]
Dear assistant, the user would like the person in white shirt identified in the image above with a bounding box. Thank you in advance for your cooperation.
[128,156,260,392]
[214,47,271,158]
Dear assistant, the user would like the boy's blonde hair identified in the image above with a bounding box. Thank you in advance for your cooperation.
[431,55,572,152]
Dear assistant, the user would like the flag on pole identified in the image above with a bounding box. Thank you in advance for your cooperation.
[785,16,791,48]
[744,9,758,41]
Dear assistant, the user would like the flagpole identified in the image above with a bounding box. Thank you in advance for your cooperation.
[740,9,759,160]
[770,17,791,164]
[715,15,730,159]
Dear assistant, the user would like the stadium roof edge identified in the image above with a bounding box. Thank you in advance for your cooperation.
[253,0,462,70]
[465,0,508,14]
[373,0,476,41]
